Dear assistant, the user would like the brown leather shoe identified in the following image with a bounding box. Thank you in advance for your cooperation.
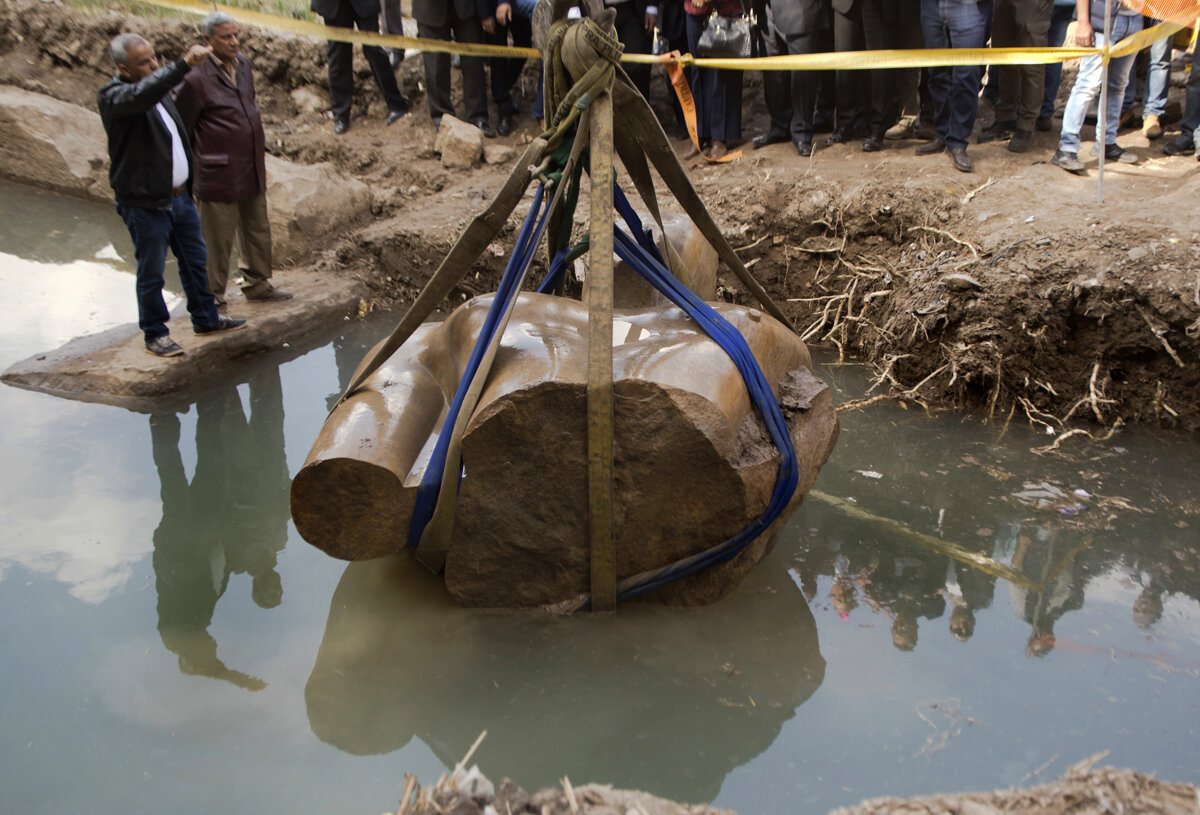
[244,285,293,302]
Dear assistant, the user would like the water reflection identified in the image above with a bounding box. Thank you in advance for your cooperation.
[0,180,133,267]
[149,367,289,689]
[796,360,1200,665]
[305,553,825,802]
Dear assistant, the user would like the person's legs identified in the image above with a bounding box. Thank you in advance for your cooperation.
[710,68,743,143]
[355,10,408,113]
[861,0,894,136]
[418,21,455,122]
[761,7,795,137]
[785,28,820,146]
[832,4,869,136]
[380,0,405,64]
[166,193,221,331]
[990,0,1019,127]
[118,203,172,341]
[1014,0,1051,130]
[1143,23,1170,119]
[196,198,238,302]
[1041,1,1073,120]
[323,2,356,123]
[685,13,713,142]
[921,0,952,143]
[1102,17,1142,145]
[1178,47,1200,143]
[1059,49,1105,153]
[943,0,990,149]
[451,14,489,124]
[237,192,273,293]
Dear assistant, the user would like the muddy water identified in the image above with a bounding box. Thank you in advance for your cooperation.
[1,180,1198,814]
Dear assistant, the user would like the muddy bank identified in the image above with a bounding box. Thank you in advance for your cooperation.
[389,760,1198,815]
[1,0,1197,430]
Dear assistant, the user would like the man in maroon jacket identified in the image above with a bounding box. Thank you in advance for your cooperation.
[175,12,292,307]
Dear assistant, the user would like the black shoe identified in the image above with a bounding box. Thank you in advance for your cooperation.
[1007,128,1033,153]
[824,129,852,146]
[386,105,408,126]
[978,119,1015,143]
[1162,136,1194,156]
[948,146,974,172]
[795,138,813,157]
[915,138,946,155]
[862,134,883,152]
[752,129,789,149]
[1051,149,1085,174]
[194,316,246,335]
[145,335,184,357]
[333,118,349,135]
[1095,143,1138,164]
[1035,116,1053,132]
[497,112,513,136]
[244,284,293,302]
[473,119,496,138]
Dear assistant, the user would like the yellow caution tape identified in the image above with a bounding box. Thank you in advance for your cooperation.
[143,0,1183,73]
[143,0,540,59]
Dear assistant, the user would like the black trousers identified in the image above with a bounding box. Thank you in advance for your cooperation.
[321,0,407,121]
[833,0,894,136]
[611,2,652,100]
[418,15,488,123]
[761,5,822,144]
[487,14,533,108]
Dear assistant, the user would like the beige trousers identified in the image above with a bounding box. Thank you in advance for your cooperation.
[197,192,273,301]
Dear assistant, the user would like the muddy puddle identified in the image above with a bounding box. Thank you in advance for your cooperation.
[1,181,1197,814]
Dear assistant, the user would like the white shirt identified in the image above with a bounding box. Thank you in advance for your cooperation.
[155,102,189,190]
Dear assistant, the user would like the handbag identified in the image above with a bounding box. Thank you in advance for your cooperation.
[694,0,758,59]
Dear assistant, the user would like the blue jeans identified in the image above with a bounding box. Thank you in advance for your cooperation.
[1121,19,1171,118]
[117,192,221,341]
[1058,15,1142,153]
[1041,3,1075,119]
[921,0,993,149]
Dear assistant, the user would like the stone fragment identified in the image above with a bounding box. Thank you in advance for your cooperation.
[0,85,112,200]
[483,143,517,165]
[289,86,326,114]
[942,273,983,291]
[264,155,371,263]
[435,114,484,169]
[1127,246,1149,262]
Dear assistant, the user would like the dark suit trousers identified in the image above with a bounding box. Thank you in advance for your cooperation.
[991,0,1052,130]
[833,0,893,136]
[612,2,653,100]
[762,5,821,144]
[488,15,533,107]
[322,0,407,121]
[418,16,488,123]
[685,13,744,141]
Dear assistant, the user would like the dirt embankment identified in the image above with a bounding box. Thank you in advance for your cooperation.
[2,0,1198,432]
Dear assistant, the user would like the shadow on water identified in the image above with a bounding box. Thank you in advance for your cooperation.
[304,551,826,802]
[148,365,290,690]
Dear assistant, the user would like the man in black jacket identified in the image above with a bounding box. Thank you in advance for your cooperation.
[98,33,245,359]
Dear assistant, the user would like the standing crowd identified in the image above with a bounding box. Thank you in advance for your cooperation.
[98,1,1198,354]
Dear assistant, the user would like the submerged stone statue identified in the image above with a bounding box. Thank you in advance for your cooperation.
[291,216,838,606]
